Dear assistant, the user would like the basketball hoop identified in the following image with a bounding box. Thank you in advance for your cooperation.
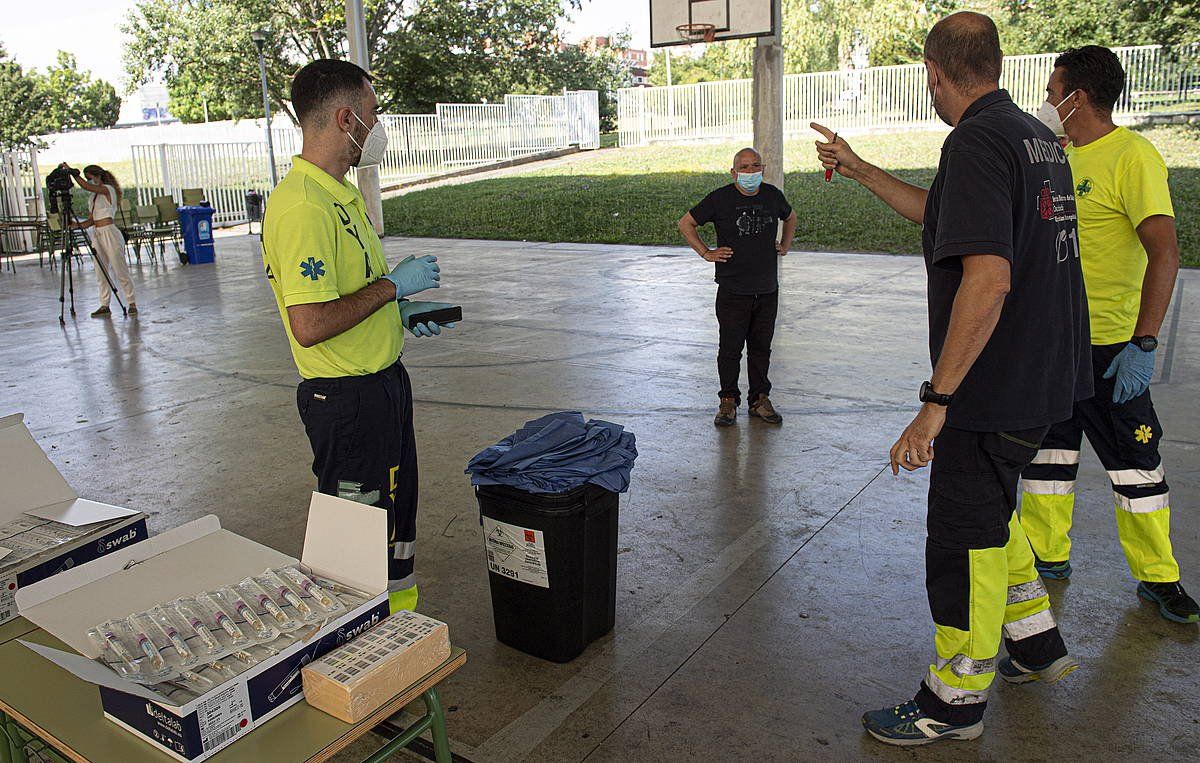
[676,22,717,44]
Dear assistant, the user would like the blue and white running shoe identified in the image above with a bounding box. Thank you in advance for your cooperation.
[998,654,1080,684]
[862,700,983,747]
[1035,558,1072,580]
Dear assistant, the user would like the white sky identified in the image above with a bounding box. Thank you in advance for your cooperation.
[0,0,652,98]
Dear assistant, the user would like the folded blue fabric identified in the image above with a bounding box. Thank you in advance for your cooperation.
[466,412,637,493]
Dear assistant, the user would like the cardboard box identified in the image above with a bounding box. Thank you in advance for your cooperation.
[0,413,148,624]
[16,492,390,762]
[302,610,450,723]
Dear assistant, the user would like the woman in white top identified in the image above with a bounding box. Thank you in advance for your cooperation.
[63,163,138,316]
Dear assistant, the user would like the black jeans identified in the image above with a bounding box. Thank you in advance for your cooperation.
[296,361,418,594]
[715,286,778,405]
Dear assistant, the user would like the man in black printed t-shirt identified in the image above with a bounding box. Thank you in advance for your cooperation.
[814,12,1091,746]
[678,147,798,427]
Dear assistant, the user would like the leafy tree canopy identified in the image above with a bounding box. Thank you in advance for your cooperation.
[0,45,119,150]
[122,0,628,126]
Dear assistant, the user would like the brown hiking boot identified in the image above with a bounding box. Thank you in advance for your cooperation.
[714,397,737,427]
[749,394,782,424]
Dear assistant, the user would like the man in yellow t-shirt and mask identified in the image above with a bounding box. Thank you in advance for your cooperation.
[1019,45,1196,624]
[262,59,456,614]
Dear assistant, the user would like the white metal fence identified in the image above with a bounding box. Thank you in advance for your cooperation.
[128,91,600,227]
[619,44,1200,146]
[130,130,298,226]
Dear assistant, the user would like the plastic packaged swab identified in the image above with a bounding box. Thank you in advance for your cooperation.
[217,586,275,640]
[278,567,340,612]
[238,578,296,629]
[128,614,168,673]
[89,626,137,674]
[261,570,315,620]
[173,599,223,655]
[196,592,249,644]
[149,605,196,666]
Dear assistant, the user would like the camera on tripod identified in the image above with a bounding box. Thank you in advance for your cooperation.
[46,165,79,214]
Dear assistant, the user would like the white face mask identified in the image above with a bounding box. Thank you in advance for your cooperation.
[347,111,388,167]
[1036,90,1078,137]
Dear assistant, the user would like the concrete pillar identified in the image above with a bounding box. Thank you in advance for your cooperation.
[346,0,385,236]
[752,0,784,188]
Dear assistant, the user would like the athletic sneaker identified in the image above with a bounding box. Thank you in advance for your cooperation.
[714,397,737,427]
[998,654,1080,684]
[1137,581,1200,624]
[90,306,111,318]
[861,700,983,747]
[1035,558,1072,580]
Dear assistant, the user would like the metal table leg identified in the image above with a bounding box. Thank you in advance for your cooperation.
[363,688,451,763]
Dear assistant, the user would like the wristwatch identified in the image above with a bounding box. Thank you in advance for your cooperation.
[1131,335,1158,352]
[919,381,953,407]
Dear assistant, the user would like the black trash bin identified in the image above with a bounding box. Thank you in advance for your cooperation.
[244,190,264,235]
[476,482,618,663]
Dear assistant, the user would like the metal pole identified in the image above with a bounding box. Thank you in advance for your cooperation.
[346,0,384,235]
[752,0,784,188]
[256,48,279,187]
[158,143,172,200]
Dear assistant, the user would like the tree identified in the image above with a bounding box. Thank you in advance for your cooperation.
[38,53,121,131]
[529,39,630,132]
[993,0,1144,55]
[1132,0,1200,52]
[997,1,1200,55]
[0,44,51,150]
[124,0,308,123]
[122,0,609,123]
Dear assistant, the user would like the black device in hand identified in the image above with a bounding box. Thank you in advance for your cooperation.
[405,305,462,331]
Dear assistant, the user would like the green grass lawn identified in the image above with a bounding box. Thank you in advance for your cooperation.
[383,124,1200,267]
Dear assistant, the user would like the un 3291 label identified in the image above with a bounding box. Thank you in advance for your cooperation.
[482,517,549,588]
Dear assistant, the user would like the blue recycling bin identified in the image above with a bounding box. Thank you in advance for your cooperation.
[178,205,216,264]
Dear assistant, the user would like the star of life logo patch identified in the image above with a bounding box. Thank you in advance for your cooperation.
[300,257,326,280]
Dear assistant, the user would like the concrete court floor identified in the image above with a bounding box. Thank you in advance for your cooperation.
[0,236,1196,762]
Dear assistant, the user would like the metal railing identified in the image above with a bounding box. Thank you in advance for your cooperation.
[128,91,601,226]
[436,104,512,167]
[619,44,1200,146]
[131,130,297,226]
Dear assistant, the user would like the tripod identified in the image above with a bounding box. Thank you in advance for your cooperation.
[53,190,126,323]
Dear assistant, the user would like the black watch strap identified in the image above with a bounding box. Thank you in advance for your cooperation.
[1131,335,1158,352]
[920,381,953,407]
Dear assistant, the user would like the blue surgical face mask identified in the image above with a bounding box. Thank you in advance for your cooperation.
[736,171,763,193]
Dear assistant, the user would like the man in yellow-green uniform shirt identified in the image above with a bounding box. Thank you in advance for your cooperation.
[1021,45,1197,623]
[263,59,455,614]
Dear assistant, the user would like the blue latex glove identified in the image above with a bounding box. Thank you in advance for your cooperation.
[383,255,440,298]
[399,301,456,338]
[1103,343,1155,404]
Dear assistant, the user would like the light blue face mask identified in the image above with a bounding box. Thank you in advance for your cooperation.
[736,171,763,193]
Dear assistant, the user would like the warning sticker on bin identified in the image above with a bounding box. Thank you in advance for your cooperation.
[482,517,549,588]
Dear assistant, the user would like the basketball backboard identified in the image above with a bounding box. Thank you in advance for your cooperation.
[649,0,776,48]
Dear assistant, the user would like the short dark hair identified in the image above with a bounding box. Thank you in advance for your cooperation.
[923,12,1002,91]
[1054,46,1125,113]
[291,59,372,128]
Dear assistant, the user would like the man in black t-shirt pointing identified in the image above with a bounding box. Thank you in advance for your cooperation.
[814,12,1090,747]
[678,148,797,427]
